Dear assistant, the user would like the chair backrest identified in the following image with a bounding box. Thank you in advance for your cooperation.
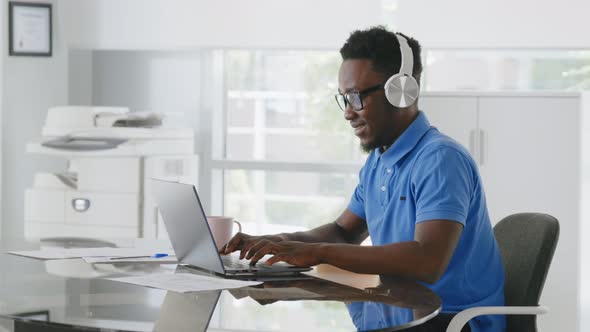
[493,213,559,332]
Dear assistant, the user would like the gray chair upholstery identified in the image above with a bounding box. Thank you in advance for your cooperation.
[494,213,559,331]
[447,213,559,332]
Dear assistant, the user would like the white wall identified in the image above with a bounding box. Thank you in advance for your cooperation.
[393,0,590,48]
[0,0,4,244]
[68,50,93,106]
[69,50,202,138]
[582,94,590,332]
[91,51,200,115]
[60,0,590,50]
[2,0,68,247]
[58,0,383,50]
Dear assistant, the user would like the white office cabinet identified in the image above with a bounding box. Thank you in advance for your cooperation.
[477,95,580,332]
[420,92,580,332]
[418,96,477,155]
[477,96,580,222]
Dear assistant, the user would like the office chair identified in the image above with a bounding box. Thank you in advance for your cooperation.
[446,213,559,332]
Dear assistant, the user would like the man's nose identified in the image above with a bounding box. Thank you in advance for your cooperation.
[343,106,357,121]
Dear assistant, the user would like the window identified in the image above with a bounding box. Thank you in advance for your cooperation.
[204,50,364,232]
[224,50,364,163]
[204,48,590,235]
[422,49,590,91]
[224,170,357,233]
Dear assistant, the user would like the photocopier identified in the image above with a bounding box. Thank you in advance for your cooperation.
[25,106,198,241]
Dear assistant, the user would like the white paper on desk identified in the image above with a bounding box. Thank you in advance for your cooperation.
[6,250,72,260]
[107,273,262,293]
[83,256,178,264]
[7,248,175,260]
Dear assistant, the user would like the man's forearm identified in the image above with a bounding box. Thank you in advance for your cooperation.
[279,222,363,244]
[314,241,443,284]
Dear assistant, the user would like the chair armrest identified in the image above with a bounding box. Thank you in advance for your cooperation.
[446,305,549,332]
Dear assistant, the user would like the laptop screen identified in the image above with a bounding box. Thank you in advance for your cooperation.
[150,179,225,274]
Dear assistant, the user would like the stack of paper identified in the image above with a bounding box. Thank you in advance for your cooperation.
[83,256,177,264]
[6,248,175,260]
[107,273,262,293]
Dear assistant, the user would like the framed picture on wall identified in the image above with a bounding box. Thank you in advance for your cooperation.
[8,2,52,56]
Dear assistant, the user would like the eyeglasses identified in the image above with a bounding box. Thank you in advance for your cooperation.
[335,84,384,112]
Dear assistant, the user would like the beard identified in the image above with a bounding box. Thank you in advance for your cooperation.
[360,133,392,154]
[360,142,374,153]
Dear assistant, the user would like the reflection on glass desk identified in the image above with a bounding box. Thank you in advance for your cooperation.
[0,254,441,331]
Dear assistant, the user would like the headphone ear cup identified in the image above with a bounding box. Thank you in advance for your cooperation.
[384,74,420,108]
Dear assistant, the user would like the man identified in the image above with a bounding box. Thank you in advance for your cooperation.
[221,26,505,332]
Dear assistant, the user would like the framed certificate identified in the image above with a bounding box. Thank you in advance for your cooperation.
[9,2,52,56]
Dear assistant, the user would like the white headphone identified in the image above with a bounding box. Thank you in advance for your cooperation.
[384,34,420,108]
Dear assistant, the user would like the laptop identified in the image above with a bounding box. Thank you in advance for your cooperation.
[151,179,311,277]
[153,289,221,332]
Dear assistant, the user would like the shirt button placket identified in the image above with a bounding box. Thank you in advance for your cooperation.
[381,167,392,206]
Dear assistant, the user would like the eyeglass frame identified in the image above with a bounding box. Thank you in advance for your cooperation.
[335,83,384,112]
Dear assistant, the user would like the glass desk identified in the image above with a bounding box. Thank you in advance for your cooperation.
[0,254,441,331]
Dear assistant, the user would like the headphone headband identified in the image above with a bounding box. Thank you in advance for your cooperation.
[395,34,414,77]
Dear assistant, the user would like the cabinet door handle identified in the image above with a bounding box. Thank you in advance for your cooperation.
[479,129,486,166]
[469,129,477,161]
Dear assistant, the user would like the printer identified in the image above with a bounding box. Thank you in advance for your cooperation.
[25,106,198,241]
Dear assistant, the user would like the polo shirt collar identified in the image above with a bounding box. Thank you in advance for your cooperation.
[374,111,431,166]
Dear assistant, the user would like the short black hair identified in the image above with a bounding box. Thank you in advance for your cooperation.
[339,26,422,84]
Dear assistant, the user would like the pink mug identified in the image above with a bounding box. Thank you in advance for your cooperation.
[206,216,242,250]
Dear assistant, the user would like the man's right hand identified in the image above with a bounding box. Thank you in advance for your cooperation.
[220,232,287,259]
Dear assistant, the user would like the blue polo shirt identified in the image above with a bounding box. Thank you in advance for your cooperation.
[347,111,505,332]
